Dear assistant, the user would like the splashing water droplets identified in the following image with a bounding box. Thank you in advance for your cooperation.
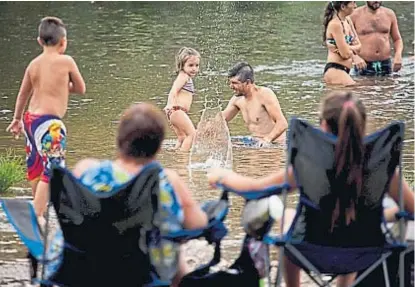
[189,106,233,170]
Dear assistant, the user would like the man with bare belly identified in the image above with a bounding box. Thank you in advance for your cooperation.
[350,1,403,75]
[222,62,288,145]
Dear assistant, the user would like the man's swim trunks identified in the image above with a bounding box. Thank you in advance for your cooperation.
[353,58,392,76]
[23,112,67,183]
[164,106,188,122]
[232,136,260,147]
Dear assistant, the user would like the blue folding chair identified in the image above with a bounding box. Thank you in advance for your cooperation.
[219,118,413,287]
[1,161,229,287]
[179,184,282,287]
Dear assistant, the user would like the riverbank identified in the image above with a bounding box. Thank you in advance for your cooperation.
[0,187,31,198]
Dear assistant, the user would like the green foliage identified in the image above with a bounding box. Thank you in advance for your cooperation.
[0,149,25,194]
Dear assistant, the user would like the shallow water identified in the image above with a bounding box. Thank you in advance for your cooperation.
[0,1,413,284]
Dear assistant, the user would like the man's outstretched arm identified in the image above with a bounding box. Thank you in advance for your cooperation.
[222,96,240,123]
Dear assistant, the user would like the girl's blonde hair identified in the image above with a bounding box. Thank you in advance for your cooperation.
[175,47,200,73]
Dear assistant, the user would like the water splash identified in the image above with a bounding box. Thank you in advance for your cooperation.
[189,106,232,171]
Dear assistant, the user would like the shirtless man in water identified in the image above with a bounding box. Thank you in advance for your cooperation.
[350,1,403,75]
[222,62,288,145]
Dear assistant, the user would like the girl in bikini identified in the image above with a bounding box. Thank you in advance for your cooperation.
[164,47,200,151]
[323,1,361,86]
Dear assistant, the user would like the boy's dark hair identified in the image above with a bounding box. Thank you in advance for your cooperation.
[117,103,166,159]
[228,62,255,83]
[38,16,66,46]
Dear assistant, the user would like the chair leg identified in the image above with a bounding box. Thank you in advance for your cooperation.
[349,252,392,287]
[399,252,405,287]
[275,247,285,287]
[382,260,390,287]
[284,244,327,287]
[399,246,414,287]
[28,251,38,283]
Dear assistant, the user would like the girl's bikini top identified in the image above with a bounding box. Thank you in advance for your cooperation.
[182,78,194,94]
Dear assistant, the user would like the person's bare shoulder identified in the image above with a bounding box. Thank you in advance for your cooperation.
[260,86,274,94]
[256,87,278,107]
[28,55,41,66]
[382,7,397,20]
[350,7,364,21]
[59,54,77,68]
[328,18,343,29]
[326,18,344,36]
[164,168,190,201]
[354,6,365,13]
[72,158,100,177]
[229,95,243,107]
[258,86,276,99]
[164,168,188,193]
[60,54,75,61]
[24,56,41,79]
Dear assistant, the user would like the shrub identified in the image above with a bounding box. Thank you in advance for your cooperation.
[0,149,25,194]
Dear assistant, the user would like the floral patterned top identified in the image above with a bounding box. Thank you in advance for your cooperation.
[78,160,184,231]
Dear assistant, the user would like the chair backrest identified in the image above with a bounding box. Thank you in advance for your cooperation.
[48,162,162,286]
[287,118,404,247]
[50,162,160,251]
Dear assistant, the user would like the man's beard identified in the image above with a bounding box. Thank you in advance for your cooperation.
[233,90,244,97]
[367,2,382,10]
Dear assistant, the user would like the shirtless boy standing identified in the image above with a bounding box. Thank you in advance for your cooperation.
[222,62,288,145]
[6,16,86,217]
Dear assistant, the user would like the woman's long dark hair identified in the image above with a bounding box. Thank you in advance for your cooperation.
[321,91,366,231]
[322,1,351,45]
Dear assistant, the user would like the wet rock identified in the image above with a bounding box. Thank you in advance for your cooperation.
[6,187,32,196]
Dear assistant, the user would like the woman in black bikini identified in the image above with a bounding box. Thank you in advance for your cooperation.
[323,1,361,86]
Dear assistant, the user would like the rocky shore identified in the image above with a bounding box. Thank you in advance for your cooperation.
[0,239,315,287]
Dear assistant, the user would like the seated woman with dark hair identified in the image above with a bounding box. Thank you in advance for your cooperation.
[72,102,208,285]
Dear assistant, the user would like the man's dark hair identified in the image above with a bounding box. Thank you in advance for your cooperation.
[38,16,66,46]
[228,62,255,83]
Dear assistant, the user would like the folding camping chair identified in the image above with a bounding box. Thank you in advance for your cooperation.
[219,118,413,287]
[277,118,413,287]
[1,161,229,287]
